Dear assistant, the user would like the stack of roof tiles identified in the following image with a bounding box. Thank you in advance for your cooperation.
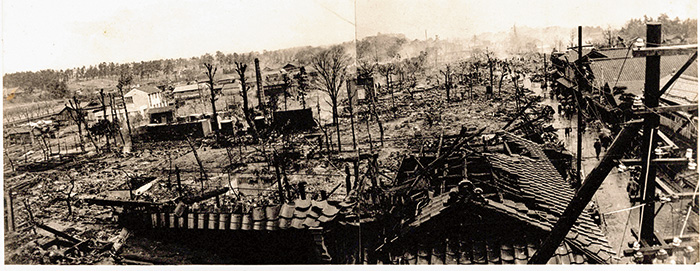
[142,198,353,231]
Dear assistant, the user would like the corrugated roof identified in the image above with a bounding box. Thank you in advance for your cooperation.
[172,84,200,93]
[589,54,698,96]
[660,74,698,104]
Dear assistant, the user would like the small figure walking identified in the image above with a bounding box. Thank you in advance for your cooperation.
[594,139,602,160]
[557,104,563,115]
[564,127,571,138]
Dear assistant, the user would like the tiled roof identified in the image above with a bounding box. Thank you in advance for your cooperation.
[660,74,698,104]
[589,54,698,96]
[597,48,633,59]
[390,231,589,265]
[561,48,594,62]
[142,198,353,231]
[393,132,615,263]
[482,133,615,263]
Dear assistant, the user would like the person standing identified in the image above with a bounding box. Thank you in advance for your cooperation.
[594,139,602,160]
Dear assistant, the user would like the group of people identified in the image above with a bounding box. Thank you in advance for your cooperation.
[556,95,581,121]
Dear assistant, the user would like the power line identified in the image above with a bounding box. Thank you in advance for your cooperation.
[312,0,355,26]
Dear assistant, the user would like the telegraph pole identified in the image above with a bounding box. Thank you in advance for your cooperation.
[639,22,661,242]
[576,26,583,188]
[254,58,267,123]
[543,53,548,91]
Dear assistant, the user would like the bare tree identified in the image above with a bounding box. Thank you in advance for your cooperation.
[116,73,133,142]
[603,26,617,48]
[68,97,99,153]
[357,60,377,101]
[294,66,309,109]
[440,65,453,102]
[377,63,395,106]
[203,63,220,134]
[234,62,255,131]
[312,45,350,152]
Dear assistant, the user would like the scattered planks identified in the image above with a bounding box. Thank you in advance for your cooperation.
[179,187,229,205]
[81,196,163,208]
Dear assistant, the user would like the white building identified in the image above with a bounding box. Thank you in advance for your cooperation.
[124,86,167,116]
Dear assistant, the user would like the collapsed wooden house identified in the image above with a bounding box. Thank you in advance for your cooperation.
[372,131,615,264]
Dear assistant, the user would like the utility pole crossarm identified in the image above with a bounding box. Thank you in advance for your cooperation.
[631,44,698,57]
[528,121,643,264]
[633,104,698,115]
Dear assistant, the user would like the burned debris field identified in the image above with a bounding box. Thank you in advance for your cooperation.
[3,3,699,266]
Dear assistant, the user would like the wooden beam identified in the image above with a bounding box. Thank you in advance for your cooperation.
[675,192,700,199]
[35,222,82,244]
[631,44,698,57]
[623,240,698,256]
[633,104,698,115]
[619,157,689,166]
[81,197,163,207]
[528,121,643,264]
[657,130,678,149]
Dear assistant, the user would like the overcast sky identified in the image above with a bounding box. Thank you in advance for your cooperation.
[2,0,697,74]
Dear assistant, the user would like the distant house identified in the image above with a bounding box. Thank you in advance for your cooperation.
[55,100,102,122]
[5,126,34,145]
[173,84,203,101]
[147,106,175,124]
[281,63,300,74]
[124,86,167,116]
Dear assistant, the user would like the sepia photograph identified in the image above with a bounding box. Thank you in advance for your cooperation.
[2,0,698,266]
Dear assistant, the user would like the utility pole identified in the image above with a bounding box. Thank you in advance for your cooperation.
[99,89,110,151]
[488,48,494,97]
[576,25,583,189]
[639,22,661,242]
[543,53,548,91]
[254,58,267,123]
[346,79,357,150]
[529,121,643,264]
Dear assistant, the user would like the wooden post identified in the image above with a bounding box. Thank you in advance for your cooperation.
[528,121,643,264]
[167,153,172,191]
[5,149,15,172]
[100,89,111,151]
[575,25,583,189]
[110,93,125,145]
[345,165,352,195]
[254,58,267,123]
[5,190,15,232]
[347,79,357,150]
[640,22,662,242]
[543,53,548,90]
[353,159,360,191]
[175,166,182,197]
[274,154,285,203]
